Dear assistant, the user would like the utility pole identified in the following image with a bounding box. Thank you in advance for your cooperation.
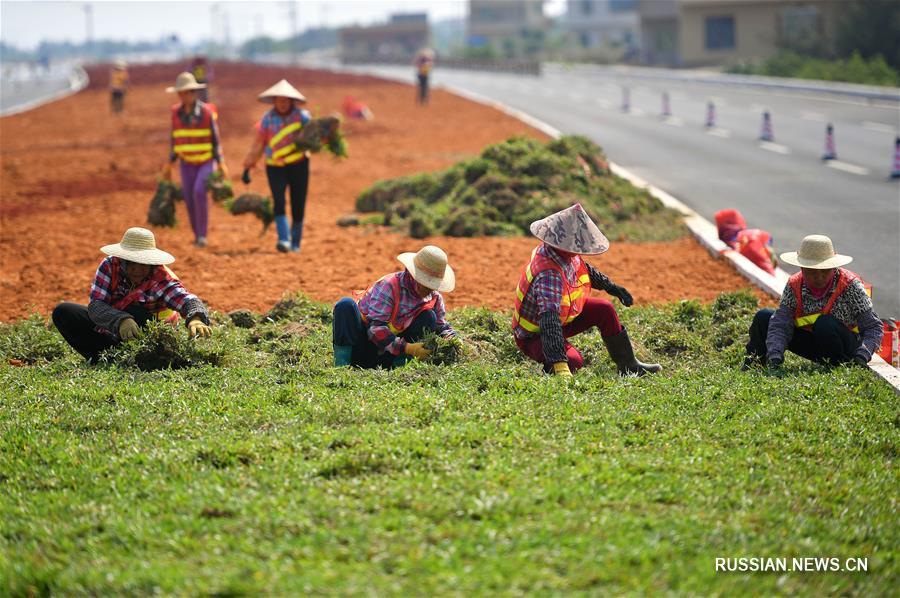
[288,1,297,65]
[209,3,219,54]
[84,3,94,55]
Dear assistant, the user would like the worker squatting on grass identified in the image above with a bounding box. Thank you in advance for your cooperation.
[162,72,229,249]
[51,227,212,364]
[242,79,312,254]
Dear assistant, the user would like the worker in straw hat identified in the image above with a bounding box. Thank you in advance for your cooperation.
[109,59,129,114]
[512,203,661,377]
[744,234,882,370]
[332,245,459,368]
[51,227,212,363]
[242,79,312,253]
[162,71,228,248]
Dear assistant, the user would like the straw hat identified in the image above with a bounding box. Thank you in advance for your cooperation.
[258,79,307,104]
[780,234,852,269]
[530,203,610,255]
[165,72,207,93]
[397,246,455,292]
[101,227,175,265]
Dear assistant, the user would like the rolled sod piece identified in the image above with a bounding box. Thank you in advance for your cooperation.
[205,170,234,203]
[422,330,464,365]
[224,193,274,232]
[293,116,348,158]
[147,180,182,227]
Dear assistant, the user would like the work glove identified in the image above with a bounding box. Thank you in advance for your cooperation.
[218,162,230,179]
[404,342,431,360]
[188,319,212,339]
[118,318,141,341]
[552,361,572,377]
[241,168,251,184]
[604,283,633,307]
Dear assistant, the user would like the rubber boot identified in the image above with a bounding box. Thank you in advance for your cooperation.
[333,344,353,367]
[275,215,290,253]
[291,221,303,253]
[603,327,662,376]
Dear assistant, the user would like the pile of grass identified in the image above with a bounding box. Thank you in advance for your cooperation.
[351,135,684,241]
[205,170,234,203]
[224,193,274,232]
[421,330,465,365]
[1,291,896,595]
[294,116,348,158]
[98,320,227,371]
[146,180,182,227]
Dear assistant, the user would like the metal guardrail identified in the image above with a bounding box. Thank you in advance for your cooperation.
[341,56,541,76]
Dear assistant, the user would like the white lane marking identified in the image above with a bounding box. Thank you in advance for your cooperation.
[863,120,896,133]
[759,141,791,154]
[664,116,684,126]
[801,111,826,121]
[706,127,732,138]
[827,160,870,176]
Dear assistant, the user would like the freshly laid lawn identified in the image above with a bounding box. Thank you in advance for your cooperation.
[1,293,897,595]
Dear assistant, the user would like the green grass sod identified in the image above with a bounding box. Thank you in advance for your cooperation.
[1,292,896,595]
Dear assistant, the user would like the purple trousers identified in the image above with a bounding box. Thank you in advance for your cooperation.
[179,160,214,239]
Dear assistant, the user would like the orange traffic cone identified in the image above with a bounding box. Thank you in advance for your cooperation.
[705,101,716,128]
[822,123,837,160]
[891,137,900,179]
[759,111,774,142]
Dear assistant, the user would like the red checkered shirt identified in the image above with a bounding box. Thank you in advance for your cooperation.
[513,244,584,341]
[358,270,455,356]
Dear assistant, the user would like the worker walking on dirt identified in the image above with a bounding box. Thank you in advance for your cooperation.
[163,72,228,248]
[414,48,434,105]
[109,60,129,114]
[242,79,312,253]
[332,245,459,368]
[51,227,212,364]
[189,56,212,103]
[744,234,882,370]
[512,203,662,377]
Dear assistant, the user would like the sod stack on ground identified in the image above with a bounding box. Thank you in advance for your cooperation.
[352,135,685,242]
[1,291,896,594]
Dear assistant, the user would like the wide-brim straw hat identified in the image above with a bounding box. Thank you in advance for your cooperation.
[529,203,610,255]
[101,227,175,265]
[397,245,455,293]
[780,234,852,269]
[166,72,207,93]
[258,79,307,104]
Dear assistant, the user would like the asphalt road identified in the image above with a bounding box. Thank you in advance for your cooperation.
[0,73,74,115]
[336,62,900,319]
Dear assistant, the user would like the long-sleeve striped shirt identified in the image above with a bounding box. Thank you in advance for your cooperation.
[169,100,223,164]
[358,270,455,356]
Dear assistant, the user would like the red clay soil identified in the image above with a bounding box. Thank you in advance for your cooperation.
[0,62,767,322]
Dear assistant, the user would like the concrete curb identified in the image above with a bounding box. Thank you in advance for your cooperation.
[445,83,900,393]
[0,65,89,117]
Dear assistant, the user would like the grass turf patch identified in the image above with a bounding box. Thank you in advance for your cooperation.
[1,291,896,594]
[351,135,686,242]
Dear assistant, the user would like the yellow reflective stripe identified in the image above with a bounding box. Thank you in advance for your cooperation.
[525,264,535,283]
[175,143,213,152]
[265,152,305,166]
[388,322,402,334]
[269,122,301,148]
[173,128,211,138]
[181,152,213,163]
[513,313,540,333]
[563,313,579,324]
[795,314,820,328]
[516,285,526,302]
[156,309,175,321]
[578,274,590,284]
[272,143,299,159]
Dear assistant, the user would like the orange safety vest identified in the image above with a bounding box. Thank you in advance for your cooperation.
[110,69,128,91]
[265,109,307,167]
[358,272,437,335]
[512,246,591,333]
[108,259,180,324]
[789,268,865,334]
[171,103,215,164]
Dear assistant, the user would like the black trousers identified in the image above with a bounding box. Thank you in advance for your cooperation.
[332,297,437,369]
[266,160,310,221]
[52,302,150,363]
[746,308,860,366]
[417,74,429,104]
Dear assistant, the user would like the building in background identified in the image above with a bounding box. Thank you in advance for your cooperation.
[339,13,429,63]
[467,0,549,58]
[639,0,840,67]
[564,0,640,62]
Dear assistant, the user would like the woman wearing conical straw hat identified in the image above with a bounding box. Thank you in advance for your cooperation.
[52,227,212,363]
[744,234,882,370]
[512,203,661,377]
[242,79,312,253]
[161,72,229,248]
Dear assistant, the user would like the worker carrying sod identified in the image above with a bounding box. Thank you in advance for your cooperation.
[51,227,212,364]
[242,79,312,253]
[109,59,129,114]
[189,55,212,103]
[414,47,434,105]
[512,203,661,377]
[162,72,228,248]
[332,245,459,368]
[744,234,882,370]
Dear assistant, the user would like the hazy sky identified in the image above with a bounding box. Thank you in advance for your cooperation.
[1,0,566,50]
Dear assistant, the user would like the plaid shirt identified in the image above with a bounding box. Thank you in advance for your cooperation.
[513,244,585,341]
[89,257,196,332]
[359,270,455,356]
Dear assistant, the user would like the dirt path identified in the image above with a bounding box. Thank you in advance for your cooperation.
[0,62,766,322]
